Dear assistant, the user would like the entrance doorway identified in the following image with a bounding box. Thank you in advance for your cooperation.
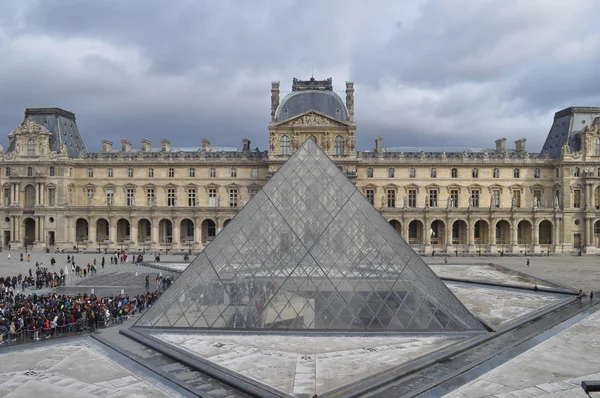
[574,234,581,249]
[48,231,55,246]
[24,218,35,246]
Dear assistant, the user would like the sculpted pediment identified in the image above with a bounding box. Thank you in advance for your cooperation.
[274,111,349,128]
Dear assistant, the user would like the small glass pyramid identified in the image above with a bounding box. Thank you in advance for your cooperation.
[135,139,483,331]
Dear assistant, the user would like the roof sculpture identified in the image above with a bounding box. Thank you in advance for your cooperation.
[135,138,483,332]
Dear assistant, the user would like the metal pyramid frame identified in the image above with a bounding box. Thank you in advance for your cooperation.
[135,139,483,332]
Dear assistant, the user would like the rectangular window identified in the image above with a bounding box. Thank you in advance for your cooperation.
[148,168,154,178]
[209,188,217,207]
[209,168,216,178]
[231,168,237,178]
[408,189,417,208]
[127,168,134,178]
[5,167,10,177]
[512,191,521,208]
[229,188,238,207]
[366,189,375,205]
[388,168,395,178]
[68,168,73,177]
[167,189,176,207]
[574,189,581,208]
[249,187,259,199]
[147,189,155,206]
[48,188,55,206]
[492,190,500,208]
[429,190,438,207]
[4,188,10,206]
[189,168,195,178]
[126,188,135,206]
[106,189,114,206]
[533,189,542,207]
[188,188,197,207]
[367,168,373,178]
[49,167,55,177]
[450,189,459,208]
[470,190,480,208]
[387,190,396,208]
[251,168,258,178]
[87,189,94,206]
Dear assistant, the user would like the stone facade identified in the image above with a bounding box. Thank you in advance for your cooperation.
[2,79,600,254]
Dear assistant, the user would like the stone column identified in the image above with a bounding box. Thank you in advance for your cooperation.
[532,218,540,253]
[109,217,117,249]
[172,219,180,247]
[489,219,496,252]
[89,219,97,247]
[151,217,159,249]
[194,217,201,247]
[510,220,518,253]
[130,219,138,246]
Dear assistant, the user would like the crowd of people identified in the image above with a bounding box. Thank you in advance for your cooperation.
[0,249,176,345]
[0,286,162,344]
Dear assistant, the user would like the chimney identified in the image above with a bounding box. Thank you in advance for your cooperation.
[375,137,383,154]
[495,138,506,153]
[242,138,250,152]
[101,140,113,152]
[161,139,171,152]
[202,138,210,152]
[141,139,151,152]
[271,81,280,121]
[346,81,355,122]
[121,140,132,152]
[515,138,526,153]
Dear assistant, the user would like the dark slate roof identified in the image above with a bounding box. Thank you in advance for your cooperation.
[7,108,88,158]
[540,107,600,158]
[274,90,348,122]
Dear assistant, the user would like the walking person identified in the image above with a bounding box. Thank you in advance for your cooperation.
[526,258,530,267]
[578,289,584,302]
[591,291,594,303]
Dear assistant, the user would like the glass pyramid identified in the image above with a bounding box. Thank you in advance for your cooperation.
[135,139,483,331]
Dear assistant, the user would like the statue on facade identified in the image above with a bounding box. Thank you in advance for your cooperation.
[39,141,45,155]
[403,196,407,208]
[512,195,517,208]
[60,142,68,156]
[554,196,559,209]
[381,195,386,208]
[292,134,299,150]
[269,133,276,152]
[324,133,331,151]
[15,142,20,154]
[349,134,356,151]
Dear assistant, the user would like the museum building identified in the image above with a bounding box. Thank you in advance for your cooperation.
[1,77,600,254]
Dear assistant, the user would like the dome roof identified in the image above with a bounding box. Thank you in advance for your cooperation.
[275,90,348,122]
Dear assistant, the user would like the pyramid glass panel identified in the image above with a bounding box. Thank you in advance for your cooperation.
[135,139,484,332]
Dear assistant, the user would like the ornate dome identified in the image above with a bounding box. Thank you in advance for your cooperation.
[274,78,348,122]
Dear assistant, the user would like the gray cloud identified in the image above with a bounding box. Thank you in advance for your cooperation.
[1,0,600,152]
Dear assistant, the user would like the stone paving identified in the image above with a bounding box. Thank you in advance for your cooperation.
[0,341,180,397]
[444,306,600,397]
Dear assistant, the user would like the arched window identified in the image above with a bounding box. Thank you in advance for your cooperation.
[574,167,580,177]
[127,168,134,178]
[430,168,437,178]
[409,168,416,178]
[87,168,94,178]
[493,168,499,178]
[534,168,540,178]
[168,168,175,177]
[595,138,600,156]
[451,168,457,178]
[107,168,113,178]
[472,168,479,178]
[367,168,373,178]
[335,136,345,155]
[280,135,290,155]
[388,168,395,178]
[27,139,36,156]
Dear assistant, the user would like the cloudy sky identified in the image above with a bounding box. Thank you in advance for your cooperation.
[1,0,600,153]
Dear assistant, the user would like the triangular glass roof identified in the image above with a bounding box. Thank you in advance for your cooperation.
[135,139,483,332]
